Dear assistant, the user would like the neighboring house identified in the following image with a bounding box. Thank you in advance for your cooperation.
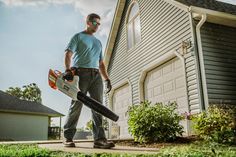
[104,0,236,139]
[0,90,64,141]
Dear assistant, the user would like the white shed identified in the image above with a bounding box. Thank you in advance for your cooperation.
[0,90,64,141]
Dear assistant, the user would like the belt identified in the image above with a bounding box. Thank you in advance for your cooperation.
[71,67,99,73]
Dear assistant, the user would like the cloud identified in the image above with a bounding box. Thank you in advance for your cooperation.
[1,0,117,37]
[73,0,117,37]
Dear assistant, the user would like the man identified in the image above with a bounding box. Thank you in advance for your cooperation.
[63,13,114,149]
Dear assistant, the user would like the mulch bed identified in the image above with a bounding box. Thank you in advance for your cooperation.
[114,136,200,148]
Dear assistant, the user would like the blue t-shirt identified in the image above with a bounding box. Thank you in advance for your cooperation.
[65,32,103,69]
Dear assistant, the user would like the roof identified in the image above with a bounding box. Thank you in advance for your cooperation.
[175,0,236,15]
[0,90,64,117]
[104,0,236,68]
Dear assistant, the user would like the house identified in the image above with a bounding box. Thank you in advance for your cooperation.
[104,0,236,139]
[0,90,64,141]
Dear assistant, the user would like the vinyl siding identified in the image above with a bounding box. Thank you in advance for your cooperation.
[201,22,236,105]
[108,0,197,110]
[185,51,200,113]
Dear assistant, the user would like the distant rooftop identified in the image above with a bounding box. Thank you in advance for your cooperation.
[0,90,64,117]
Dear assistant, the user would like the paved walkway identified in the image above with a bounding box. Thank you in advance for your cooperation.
[0,140,159,155]
[39,142,159,155]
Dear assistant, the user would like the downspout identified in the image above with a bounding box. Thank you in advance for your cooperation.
[195,14,209,110]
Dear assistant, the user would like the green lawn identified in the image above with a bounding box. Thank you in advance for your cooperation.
[0,141,236,157]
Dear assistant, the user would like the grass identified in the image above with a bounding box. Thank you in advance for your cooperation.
[0,141,236,157]
[159,141,236,157]
[0,144,50,157]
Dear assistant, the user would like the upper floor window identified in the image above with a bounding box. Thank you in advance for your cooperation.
[127,2,141,50]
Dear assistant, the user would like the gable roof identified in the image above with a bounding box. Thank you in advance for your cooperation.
[0,90,64,117]
[104,0,236,68]
[175,0,236,15]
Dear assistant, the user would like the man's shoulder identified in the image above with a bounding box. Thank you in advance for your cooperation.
[71,32,85,41]
[73,32,82,37]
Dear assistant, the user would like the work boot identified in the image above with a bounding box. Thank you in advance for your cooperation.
[94,138,115,149]
[63,139,76,147]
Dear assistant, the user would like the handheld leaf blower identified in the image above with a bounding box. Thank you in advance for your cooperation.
[48,69,119,122]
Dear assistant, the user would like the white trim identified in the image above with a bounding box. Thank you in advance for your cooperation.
[125,0,141,51]
[189,6,236,28]
[104,0,126,68]
[189,6,236,20]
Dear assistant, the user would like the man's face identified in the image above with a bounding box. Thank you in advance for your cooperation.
[87,18,100,33]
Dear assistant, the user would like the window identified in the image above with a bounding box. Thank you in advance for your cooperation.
[127,2,141,50]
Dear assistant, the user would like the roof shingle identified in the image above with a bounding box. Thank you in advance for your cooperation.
[175,0,236,15]
[0,90,64,117]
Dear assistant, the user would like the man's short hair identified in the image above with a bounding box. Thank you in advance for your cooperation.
[87,13,101,22]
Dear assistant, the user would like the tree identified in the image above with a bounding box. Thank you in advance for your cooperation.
[85,120,93,131]
[6,83,42,103]
[85,118,109,131]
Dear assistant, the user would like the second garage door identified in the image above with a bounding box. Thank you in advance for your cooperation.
[144,57,188,115]
[112,84,132,138]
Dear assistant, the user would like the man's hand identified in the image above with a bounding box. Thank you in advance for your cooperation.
[105,79,112,93]
[63,69,74,81]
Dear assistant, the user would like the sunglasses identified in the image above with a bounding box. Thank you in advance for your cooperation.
[91,21,100,26]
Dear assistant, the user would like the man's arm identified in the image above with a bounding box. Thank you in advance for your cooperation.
[65,50,73,70]
[99,60,109,80]
[99,60,112,93]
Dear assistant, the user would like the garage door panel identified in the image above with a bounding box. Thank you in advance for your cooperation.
[112,84,132,138]
[163,81,174,93]
[174,59,182,69]
[153,85,162,96]
[152,70,162,79]
[147,78,163,88]
[175,76,185,88]
[163,63,172,75]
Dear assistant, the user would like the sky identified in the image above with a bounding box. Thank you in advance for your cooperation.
[0,0,117,128]
[0,0,236,129]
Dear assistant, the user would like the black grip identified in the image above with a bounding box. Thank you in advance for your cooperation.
[77,91,119,122]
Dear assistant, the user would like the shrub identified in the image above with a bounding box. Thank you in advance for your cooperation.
[192,104,236,144]
[127,101,184,143]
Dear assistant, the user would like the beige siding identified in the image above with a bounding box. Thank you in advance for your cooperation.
[185,51,200,113]
[108,0,196,109]
[0,113,48,141]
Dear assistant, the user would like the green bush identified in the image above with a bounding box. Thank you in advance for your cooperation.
[127,101,184,143]
[192,105,236,144]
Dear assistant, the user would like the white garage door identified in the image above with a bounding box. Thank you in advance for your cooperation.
[112,84,132,138]
[144,57,188,114]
